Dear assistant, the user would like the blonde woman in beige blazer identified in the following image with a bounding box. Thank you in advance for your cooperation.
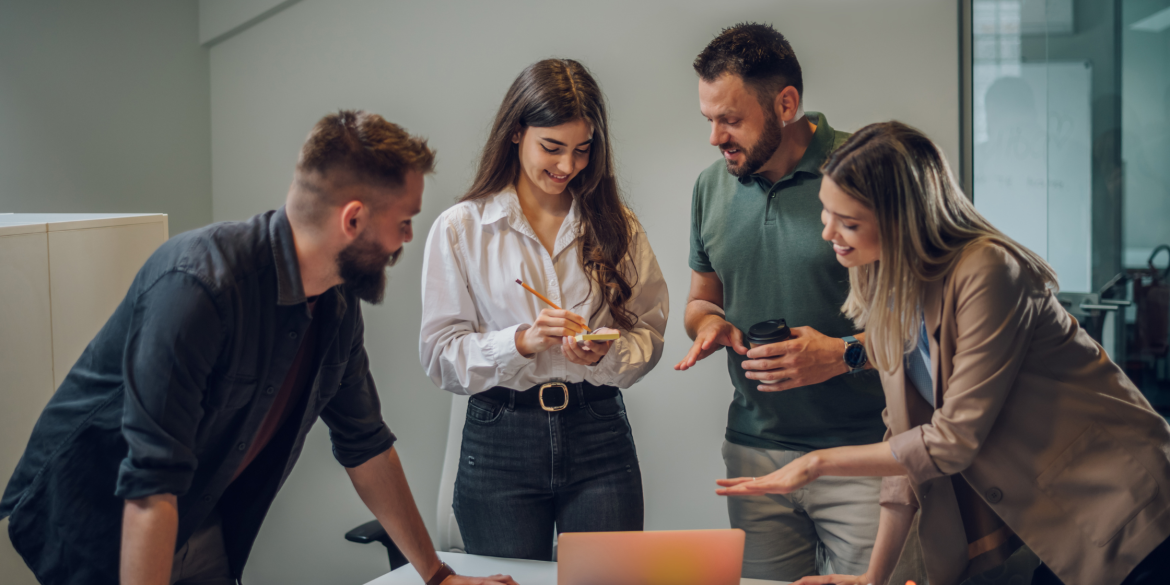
[716,121,1170,585]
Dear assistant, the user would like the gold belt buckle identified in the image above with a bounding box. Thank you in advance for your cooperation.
[538,382,569,412]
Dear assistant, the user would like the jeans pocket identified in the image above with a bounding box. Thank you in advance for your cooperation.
[585,396,625,420]
[465,396,504,425]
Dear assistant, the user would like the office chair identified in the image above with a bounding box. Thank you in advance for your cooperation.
[344,395,469,569]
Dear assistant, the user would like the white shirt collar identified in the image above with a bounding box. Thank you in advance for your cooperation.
[480,188,581,257]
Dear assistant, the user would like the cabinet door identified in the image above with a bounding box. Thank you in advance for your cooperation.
[0,231,53,585]
[47,221,166,388]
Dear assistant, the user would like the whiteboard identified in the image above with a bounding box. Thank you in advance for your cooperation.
[973,61,1093,293]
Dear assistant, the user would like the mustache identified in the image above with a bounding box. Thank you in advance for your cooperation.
[718,141,744,152]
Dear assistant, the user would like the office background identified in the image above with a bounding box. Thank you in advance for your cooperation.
[21,1,1137,584]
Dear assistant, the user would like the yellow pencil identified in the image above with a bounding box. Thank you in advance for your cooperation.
[514,279,586,332]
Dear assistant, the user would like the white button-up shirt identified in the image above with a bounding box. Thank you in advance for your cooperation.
[419,189,669,395]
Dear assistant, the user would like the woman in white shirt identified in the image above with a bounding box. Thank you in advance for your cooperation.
[419,58,668,561]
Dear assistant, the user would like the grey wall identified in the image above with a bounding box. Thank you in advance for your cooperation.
[208,1,959,584]
[0,0,211,236]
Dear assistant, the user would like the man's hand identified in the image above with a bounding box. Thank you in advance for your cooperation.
[740,326,848,391]
[348,449,523,585]
[446,574,520,585]
[675,314,747,370]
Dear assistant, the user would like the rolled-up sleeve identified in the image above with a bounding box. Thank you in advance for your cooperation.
[116,272,222,500]
[890,246,1038,485]
[589,228,669,388]
[321,304,396,468]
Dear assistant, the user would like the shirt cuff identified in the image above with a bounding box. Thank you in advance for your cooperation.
[115,460,195,500]
[880,475,919,508]
[333,424,397,468]
[482,323,534,380]
[889,425,947,485]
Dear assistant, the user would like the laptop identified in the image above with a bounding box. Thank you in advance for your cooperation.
[557,529,745,585]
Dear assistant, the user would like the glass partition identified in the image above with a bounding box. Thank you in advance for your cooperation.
[969,0,1170,413]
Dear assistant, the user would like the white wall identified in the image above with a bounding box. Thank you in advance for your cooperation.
[0,0,211,236]
[208,1,959,583]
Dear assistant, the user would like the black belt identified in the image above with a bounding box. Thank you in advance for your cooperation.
[478,381,619,412]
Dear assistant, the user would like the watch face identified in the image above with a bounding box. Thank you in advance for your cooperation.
[845,343,867,368]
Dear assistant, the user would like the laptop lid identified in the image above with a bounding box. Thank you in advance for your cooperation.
[557,529,745,585]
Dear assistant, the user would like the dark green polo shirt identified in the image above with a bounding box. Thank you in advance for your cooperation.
[689,112,886,452]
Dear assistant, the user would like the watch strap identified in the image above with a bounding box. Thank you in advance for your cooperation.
[426,561,456,585]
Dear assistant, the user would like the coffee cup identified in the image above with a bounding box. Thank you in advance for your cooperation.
[745,319,791,349]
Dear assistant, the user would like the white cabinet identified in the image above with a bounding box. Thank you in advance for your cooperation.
[0,213,168,585]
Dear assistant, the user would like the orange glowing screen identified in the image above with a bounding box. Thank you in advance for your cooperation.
[557,529,745,585]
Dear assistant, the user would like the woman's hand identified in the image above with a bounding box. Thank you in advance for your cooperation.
[715,452,820,496]
[562,327,617,366]
[515,309,587,357]
[790,573,875,585]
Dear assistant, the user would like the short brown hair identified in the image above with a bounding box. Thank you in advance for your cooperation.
[693,23,803,110]
[297,109,435,187]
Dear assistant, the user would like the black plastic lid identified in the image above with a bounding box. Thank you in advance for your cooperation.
[746,319,791,345]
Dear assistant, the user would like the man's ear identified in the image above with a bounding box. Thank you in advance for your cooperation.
[774,86,802,125]
[338,200,366,241]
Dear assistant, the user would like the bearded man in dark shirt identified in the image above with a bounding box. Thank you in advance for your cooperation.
[1,110,516,585]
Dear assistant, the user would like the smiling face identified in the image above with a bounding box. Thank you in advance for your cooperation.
[699,73,783,177]
[819,176,881,268]
[514,118,593,197]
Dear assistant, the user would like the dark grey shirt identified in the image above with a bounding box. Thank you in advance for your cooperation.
[689,113,886,452]
[0,207,395,585]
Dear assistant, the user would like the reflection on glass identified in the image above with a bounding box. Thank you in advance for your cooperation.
[970,0,1170,412]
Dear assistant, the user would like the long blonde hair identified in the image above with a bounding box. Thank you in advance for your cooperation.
[822,121,1058,373]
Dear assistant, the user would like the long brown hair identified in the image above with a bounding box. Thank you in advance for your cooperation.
[822,121,1058,372]
[462,58,640,329]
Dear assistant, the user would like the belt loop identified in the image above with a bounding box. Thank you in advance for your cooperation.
[508,390,516,410]
[575,382,587,408]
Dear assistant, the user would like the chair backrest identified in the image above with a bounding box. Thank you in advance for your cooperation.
[435,394,467,552]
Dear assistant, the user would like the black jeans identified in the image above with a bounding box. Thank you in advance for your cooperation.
[1031,534,1170,585]
[453,388,644,561]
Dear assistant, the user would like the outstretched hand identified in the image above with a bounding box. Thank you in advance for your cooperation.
[675,316,747,371]
[715,454,819,496]
[789,574,873,585]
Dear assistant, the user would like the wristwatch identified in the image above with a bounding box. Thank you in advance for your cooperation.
[842,335,867,374]
[426,562,456,585]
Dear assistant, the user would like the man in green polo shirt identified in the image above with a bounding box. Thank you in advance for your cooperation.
[674,23,886,581]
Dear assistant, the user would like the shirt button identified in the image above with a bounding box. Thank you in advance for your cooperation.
[985,487,1003,504]
[288,331,298,339]
[266,386,275,395]
[237,442,247,451]
[202,495,212,502]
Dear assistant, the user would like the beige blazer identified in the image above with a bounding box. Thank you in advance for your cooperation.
[879,242,1170,585]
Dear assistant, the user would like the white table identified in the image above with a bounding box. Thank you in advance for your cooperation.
[363,551,790,585]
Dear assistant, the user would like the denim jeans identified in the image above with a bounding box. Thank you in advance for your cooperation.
[453,389,644,561]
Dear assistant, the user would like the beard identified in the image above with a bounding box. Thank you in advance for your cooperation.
[721,107,784,178]
[336,233,401,304]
